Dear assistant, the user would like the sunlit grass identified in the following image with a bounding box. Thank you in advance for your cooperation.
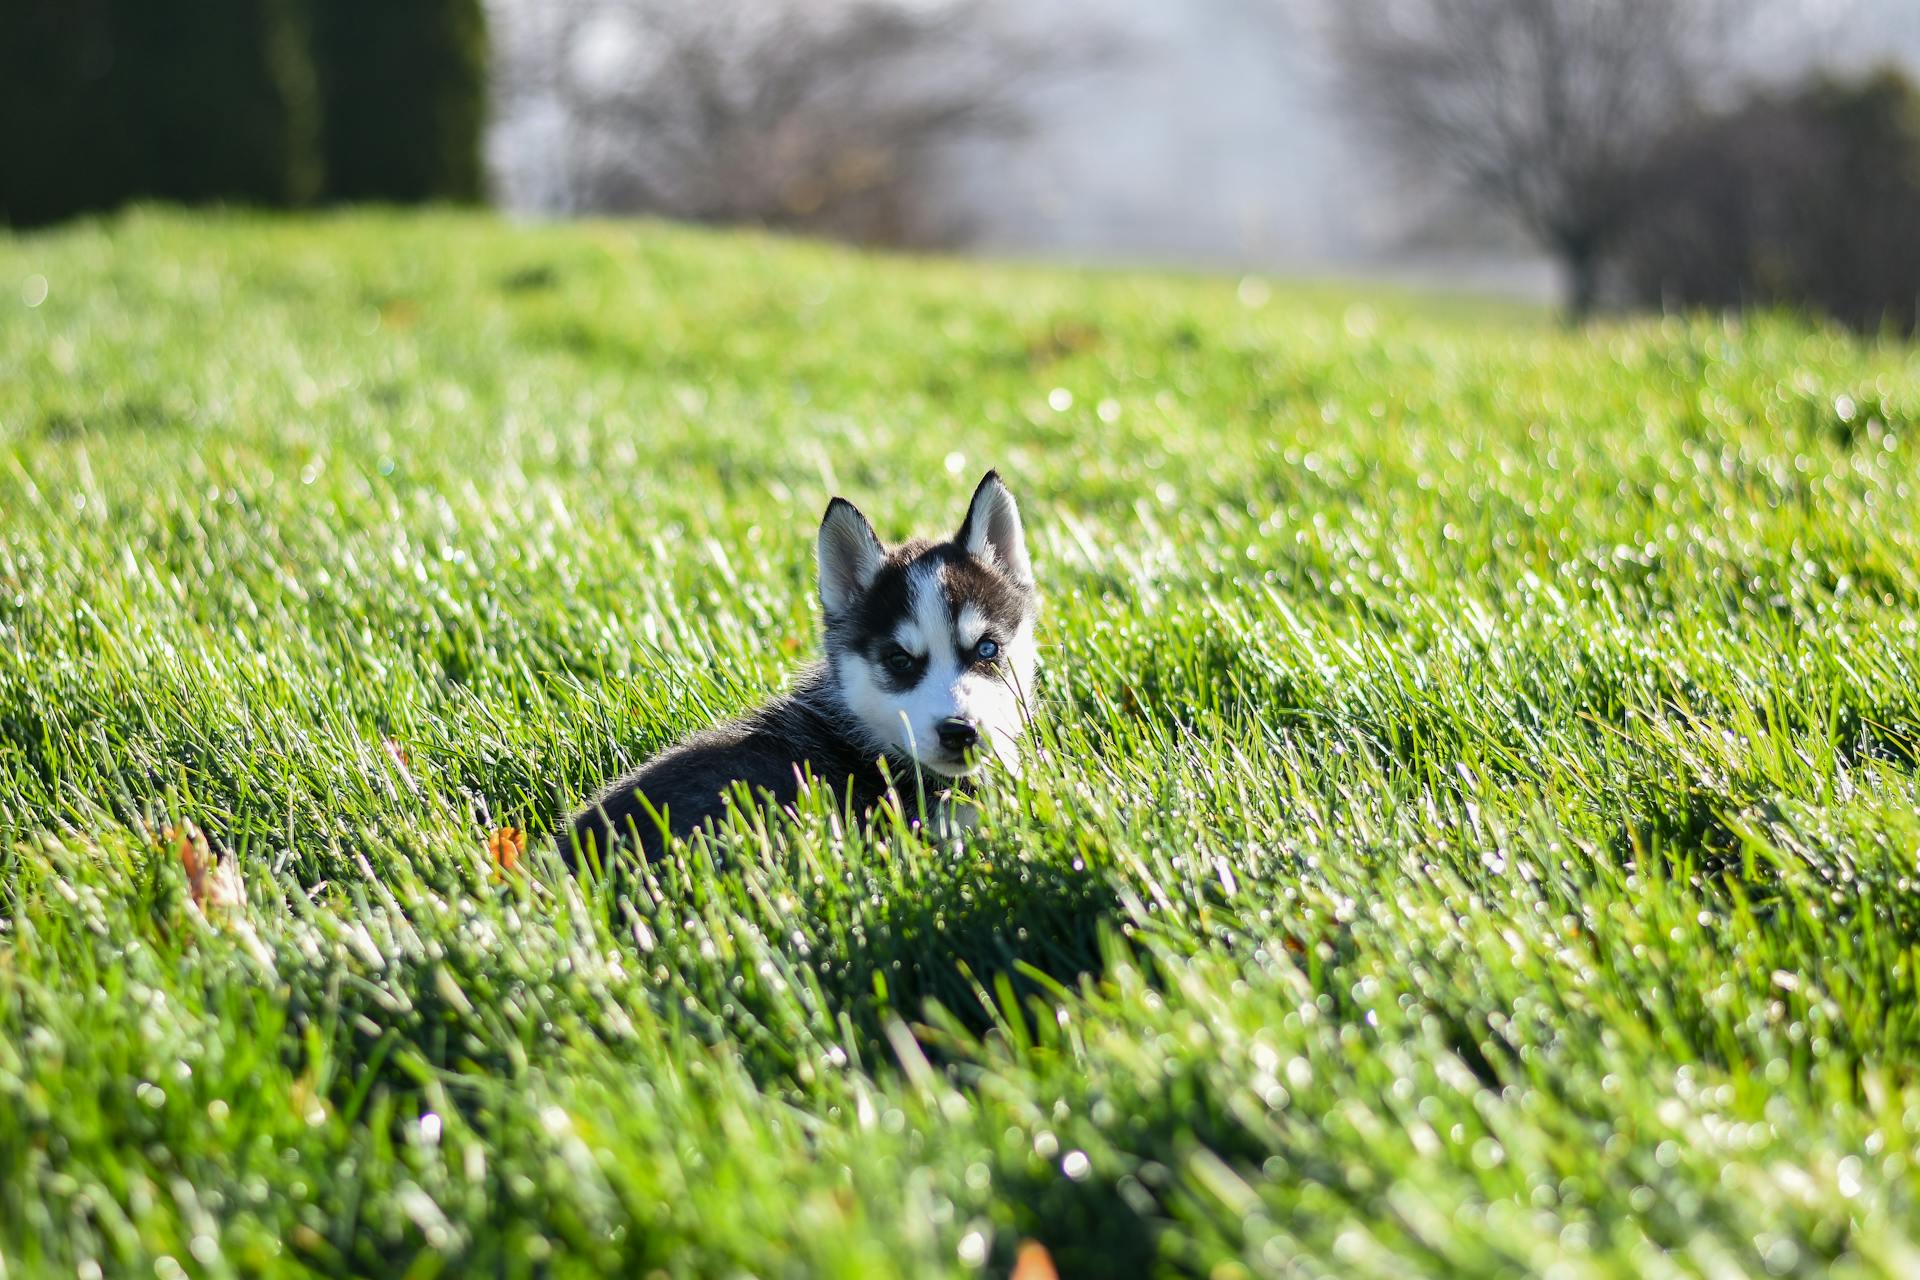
[3,207,1919,1277]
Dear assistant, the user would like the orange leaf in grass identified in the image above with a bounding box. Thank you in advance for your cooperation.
[487,826,527,878]
[171,821,243,911]
[382,737,421,796]
[1011,1241,1059,1280]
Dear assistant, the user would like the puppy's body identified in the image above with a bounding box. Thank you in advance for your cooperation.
[566,662,896,862]
[565,473,1037,864]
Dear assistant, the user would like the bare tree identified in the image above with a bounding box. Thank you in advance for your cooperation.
[490,0,1106,248]
[1320,0,1749,319]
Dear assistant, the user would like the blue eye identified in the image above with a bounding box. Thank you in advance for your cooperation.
[974,639,1000,662]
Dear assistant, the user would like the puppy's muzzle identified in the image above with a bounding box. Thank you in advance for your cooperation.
[935,717,980,754]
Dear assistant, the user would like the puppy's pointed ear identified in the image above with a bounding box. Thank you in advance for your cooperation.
[957,470,1031,588]
[818,497,886,615]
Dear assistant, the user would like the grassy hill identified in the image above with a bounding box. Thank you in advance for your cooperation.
[3,209,1919,1278]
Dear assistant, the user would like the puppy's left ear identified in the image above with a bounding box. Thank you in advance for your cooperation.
[957,470,1032,589]
[818,497,887,615]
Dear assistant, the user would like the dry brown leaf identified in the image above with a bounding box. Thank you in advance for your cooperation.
[487,826,527,878]
[171,820,243,911]
[382,737,421,797]
[1011,1241,1059,1280]
[288,1072,331,1127]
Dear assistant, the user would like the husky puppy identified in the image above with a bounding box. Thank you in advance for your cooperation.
[565,472,1038,864]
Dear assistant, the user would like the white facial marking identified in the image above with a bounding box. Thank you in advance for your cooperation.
[834,649,894,751]
[956,603,988,649]
[969,615,1038,776]
[882,566,961,767]
[908,566,951,665]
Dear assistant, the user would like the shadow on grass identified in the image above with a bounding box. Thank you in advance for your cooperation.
[839,848,1121,1049]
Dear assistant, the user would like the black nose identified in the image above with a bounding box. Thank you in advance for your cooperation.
[936,717,979,753]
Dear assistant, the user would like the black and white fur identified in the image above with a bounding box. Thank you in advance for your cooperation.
[565,471,1038,863]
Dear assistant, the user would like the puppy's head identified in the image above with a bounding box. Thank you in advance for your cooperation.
[817,471,1039,777]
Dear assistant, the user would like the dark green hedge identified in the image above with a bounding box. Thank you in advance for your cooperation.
[1,0,321,226]
[311,0,488,204]
[0,0,486,227]
[118,0,324,207]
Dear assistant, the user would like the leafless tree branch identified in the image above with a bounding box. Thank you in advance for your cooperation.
[491,0,1113,248]
[1319,0,1754,318]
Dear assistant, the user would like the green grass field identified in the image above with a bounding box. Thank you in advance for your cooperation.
[4,208,1920,1278]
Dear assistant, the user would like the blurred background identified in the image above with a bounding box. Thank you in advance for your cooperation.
[4,0,1918,330]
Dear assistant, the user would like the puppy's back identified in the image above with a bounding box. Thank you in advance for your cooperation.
[561,691,887,867]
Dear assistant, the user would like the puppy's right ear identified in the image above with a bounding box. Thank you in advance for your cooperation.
[817,498,886,615]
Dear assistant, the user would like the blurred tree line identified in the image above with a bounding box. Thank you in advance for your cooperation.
[0,0,487,227]
[1326,0,1920,335]
[1623,69,1920,336]
[489,0,1091,248]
